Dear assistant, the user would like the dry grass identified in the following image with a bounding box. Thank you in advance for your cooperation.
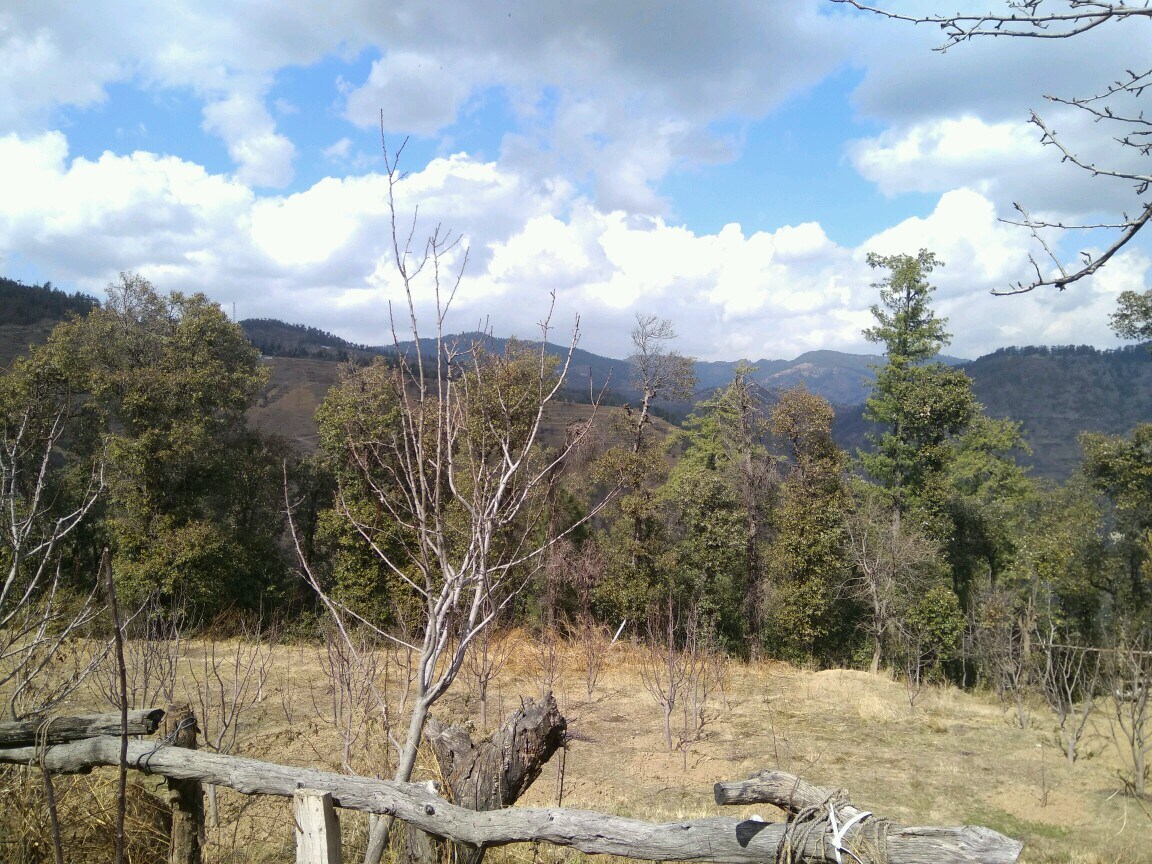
[2,630,1149,863]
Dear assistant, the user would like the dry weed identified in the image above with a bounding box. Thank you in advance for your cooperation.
[2,631,1150,863]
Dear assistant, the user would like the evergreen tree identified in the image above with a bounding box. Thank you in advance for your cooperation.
[656,366,775,650]
[44,274,285,613]
[763,387,851,663]
[860,250,979,520]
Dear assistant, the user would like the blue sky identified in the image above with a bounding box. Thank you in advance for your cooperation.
[1,1,1148,361]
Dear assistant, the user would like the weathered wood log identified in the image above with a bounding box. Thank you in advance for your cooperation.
[0,740,1021,864]
[295,789,342,864]
[714,769,1023,864]
[406,694,567,864]
[0,708,165,747]
[715,770,866,815]
[162,703,203,864]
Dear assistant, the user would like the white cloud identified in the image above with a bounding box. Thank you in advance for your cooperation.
[202,90,296,188]
[323,138,353,160]
[1,124,1140,364]
[345,52,472,135]
[849,117,1036,198]
[1,1,1149,365]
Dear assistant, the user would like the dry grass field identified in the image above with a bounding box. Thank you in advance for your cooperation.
[3,630,1149,863]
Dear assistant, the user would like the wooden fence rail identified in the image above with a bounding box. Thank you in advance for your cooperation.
[0,710,1023,864]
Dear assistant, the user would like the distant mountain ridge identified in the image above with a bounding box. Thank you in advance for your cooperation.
[238,318,1152,481]
[3,284,1151,481]
[0,277,100,368]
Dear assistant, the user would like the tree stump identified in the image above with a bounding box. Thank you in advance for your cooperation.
[400,694,567,864]
[162,703,204,864]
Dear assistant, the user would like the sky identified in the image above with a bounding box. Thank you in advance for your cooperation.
[1,1,1149,362]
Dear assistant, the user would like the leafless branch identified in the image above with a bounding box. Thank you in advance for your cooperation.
[1,365,106,720]
[832,0,1152,294]
[830,1,1151,46]
[282,140,620,864]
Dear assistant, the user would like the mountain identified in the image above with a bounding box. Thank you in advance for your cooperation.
[696,350,969,407]
[239,318,386,362]
[966,344,1152,480]
[4,282,1152,481]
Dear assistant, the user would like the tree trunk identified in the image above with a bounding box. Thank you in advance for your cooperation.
[162,703,203,864]
[362,694,431,864]
[400,694,568,864]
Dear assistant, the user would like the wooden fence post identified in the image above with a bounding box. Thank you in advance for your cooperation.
[163,703,204,864]
[294,789,342,864]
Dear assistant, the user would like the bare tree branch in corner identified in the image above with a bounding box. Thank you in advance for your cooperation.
[831,0,1152,293]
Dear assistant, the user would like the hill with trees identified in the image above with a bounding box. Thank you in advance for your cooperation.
[966,344,1152,480]
[5,281,1152,480]
[5,263,1152,817]
[0,277,99,367]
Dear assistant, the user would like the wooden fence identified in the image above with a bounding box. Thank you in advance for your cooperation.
[0,708,1023,864]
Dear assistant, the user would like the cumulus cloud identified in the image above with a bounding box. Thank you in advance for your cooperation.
[202,90,296,188]
[1,0,1148,365]
[0,123,1138,364]
[345,52,473,135]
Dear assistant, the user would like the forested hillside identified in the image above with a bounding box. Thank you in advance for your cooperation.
[968,344,1152,479]
[0,277,99,367]
[6,281,1152,481]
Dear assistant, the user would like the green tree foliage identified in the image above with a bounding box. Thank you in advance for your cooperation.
[592,315,696,624]
[43,274,283,613]
[860,250,979,518]
[654,388,755,647]
[944,415,1034,609]
[1081,425,1152,620]
[900,582,965,684]
[314,337,577,628]
[657,461,747,645]
[689,364,777,647]
[857,250,1044,682]
[314,359,413,623]
[762,387,850,663]
[1110,287,1152,343]
[1004,479,1113,644]
[843,484,949,674]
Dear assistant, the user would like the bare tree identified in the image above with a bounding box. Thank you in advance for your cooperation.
[969,585,1038,728]
[626,314,696,455]
[1,353,105,720]
[97,593,187,712]
[833,0,1152,294]
[842,495,940,674]
[640,594,692,751]
[289,140,612,864]
[1035,630,1101,764]
[188,614,277,827]
[1104,628,1152,797]
[463,595,514,730]
[641,598,724,758]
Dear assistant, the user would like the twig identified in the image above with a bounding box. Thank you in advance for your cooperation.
[101,548,128,864]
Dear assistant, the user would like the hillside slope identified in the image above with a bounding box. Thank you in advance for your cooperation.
[967,345,1152,479]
